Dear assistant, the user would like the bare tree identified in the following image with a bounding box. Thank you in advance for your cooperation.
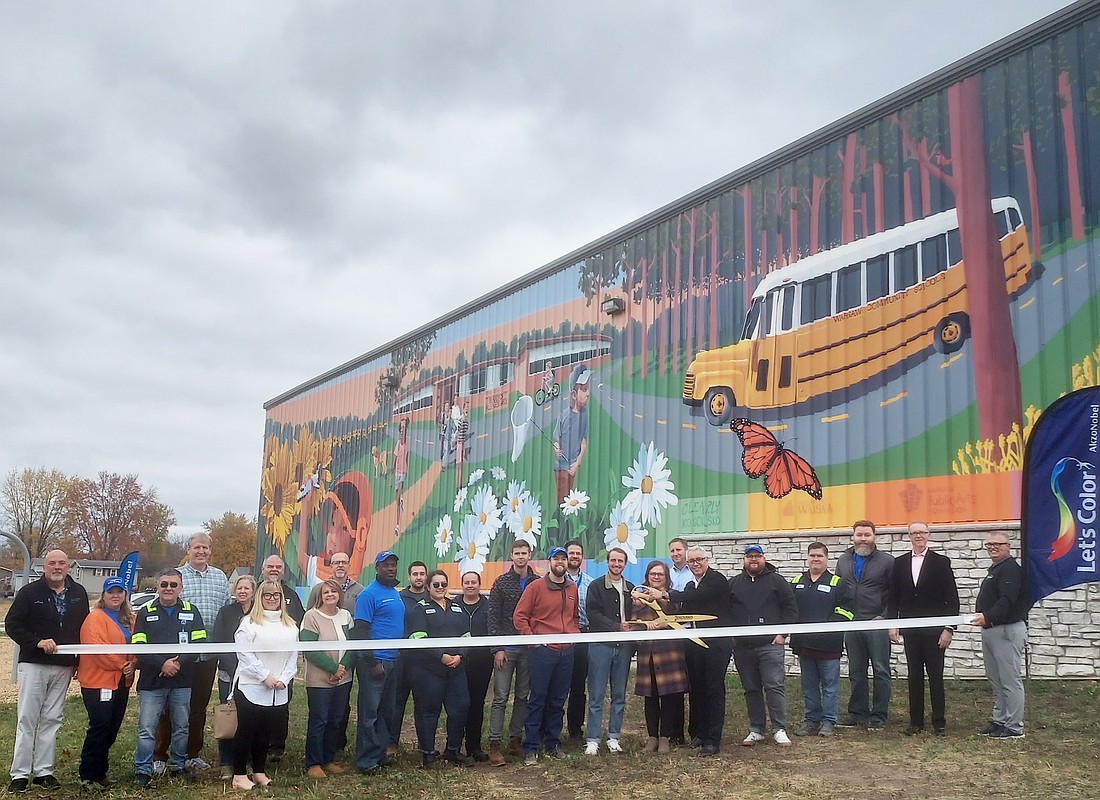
[0,467,73,558]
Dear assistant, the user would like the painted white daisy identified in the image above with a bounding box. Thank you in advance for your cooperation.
[559,488,590,517]
[455,513,489,575]
[491,465,507,481]
[504,480,531,533]
[467,468,485,487]
[453,486,469,513]
[603,500,647,564]
[434,514,455,558]
[621,441,678,526]
[470,484,503,542]
[513,494,542,549]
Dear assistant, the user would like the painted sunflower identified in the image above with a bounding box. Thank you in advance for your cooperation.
[260,437,300,552]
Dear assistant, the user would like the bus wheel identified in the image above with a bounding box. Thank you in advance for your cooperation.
[703,387,735,427]
[934,313,970,354]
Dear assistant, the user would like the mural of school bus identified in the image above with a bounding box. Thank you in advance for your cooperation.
[683,197,1034,423]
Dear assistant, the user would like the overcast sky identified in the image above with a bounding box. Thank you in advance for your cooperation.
[0,1,1074,538]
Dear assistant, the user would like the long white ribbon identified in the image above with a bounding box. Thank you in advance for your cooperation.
[58,615,968,656]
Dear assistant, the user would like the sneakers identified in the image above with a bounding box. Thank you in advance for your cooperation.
[773,729,792,746]
[836,715,864,728]
[978,722,1004,736]
[741,731,766,746]
[30,776,60,791]
[523,752,538,766]
[867,720,886,731]
[168,769,195,783]
[584,741,599,756]
[794,722,819,737]
[818,722,836,737]
[606,738,623,754]
[989,728,1025,739]
[7,779,29,794]
[132,775,151,789]
[185,758,210,771]
[544,749,564,760]
[152,762,167,776]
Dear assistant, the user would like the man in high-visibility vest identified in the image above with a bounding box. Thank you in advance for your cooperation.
[789,542,854,738]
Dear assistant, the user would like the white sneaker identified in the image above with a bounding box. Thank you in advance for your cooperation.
[741,731,766,746]
[152,761,167,775]
[584,741,599,756]
[606,739,623,754]
[186,757,210,771]
[773,729,792,746]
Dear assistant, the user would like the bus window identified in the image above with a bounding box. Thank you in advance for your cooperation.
[866,254,889,302]
[741,297,762,340]
[894,244,918,292]
[921,235,947,279]
[1007,205,1023,232]
[778,285,795,331]
[801,273,832,325]
[947,228,962,266]
[837,263,862,313]
[994,209,1011,239]
[759,291,774,338]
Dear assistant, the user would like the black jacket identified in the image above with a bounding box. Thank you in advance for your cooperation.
[6,576,90,667]
[212,601,249,677]
[789,570,853,655]
[975,557,1030,627]
[487,565,539,652]
[727,563,798,647]
[888,549,960,633]
[835,547,894,620]
[586,573,636,633]
[668,568,732,628]
[406,597,470,674]
[132,599,208,690]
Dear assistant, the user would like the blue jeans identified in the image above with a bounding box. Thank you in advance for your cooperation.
[355,658,397,771]
[585,642,630,742]
[135,688,191,776]
[845,629,892,724]
[523,646,573,755]
[306,683,353,768]
[799,656,840,726]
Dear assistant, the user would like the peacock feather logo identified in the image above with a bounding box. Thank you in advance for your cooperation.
[1048,457,1094,561]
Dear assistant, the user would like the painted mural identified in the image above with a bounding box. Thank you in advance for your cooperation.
[259,13,1100,588]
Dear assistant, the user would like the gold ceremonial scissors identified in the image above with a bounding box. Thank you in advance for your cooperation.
[634,596,716,649]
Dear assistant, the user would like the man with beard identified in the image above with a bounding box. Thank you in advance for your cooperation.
[836,520,895,729]
[352,551,405,775]
[641,545,732,756]
[389,561,428,755]
[728,544,798,748]
[564,541,593,740]
[513,547,579,765]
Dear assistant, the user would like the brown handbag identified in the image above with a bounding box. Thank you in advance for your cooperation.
[213,696,237,740]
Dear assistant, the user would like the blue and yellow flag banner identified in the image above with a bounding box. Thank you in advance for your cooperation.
[1022,387,1100,605]
[119,551,140,592]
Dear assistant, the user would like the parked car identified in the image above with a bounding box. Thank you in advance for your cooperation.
[129,591,156,609]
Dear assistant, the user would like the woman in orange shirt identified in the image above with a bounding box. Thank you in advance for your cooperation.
[77,577,135,788]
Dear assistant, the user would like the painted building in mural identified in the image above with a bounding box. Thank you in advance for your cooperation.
[259,4,1100,592]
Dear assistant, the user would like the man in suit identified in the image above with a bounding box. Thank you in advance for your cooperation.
[888,521,960,736]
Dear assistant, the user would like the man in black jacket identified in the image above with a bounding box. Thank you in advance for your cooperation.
[6,550,90,793]
[888,522,960,736]
[729,544,798,747]
[642,545,732,756]
[583,547,634,755]
[972,531,1030,739]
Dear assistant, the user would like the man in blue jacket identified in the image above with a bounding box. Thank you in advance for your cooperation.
[6,549,90,793]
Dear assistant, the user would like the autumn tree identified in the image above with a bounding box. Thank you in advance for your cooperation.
[0,467,73,559]
[64,472,175,560]
[203,511,258,574]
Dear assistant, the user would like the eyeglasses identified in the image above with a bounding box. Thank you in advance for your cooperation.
[686,558,706,565]
[430,583,448,589]
[159,581,179,589]
[261,592,283,601]
[985,542,1009,550]
[331,560,349,566]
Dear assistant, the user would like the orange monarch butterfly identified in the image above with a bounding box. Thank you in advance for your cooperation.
[730,419,823,500]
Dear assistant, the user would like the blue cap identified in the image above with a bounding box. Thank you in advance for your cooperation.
[103,576,127,592]
[374,550,399,564]
[547,546,568,559]
[743,544,765,555]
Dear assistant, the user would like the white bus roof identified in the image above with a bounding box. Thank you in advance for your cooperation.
[751,197,1018,298]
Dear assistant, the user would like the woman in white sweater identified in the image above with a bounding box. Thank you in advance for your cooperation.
[231,580,299,790]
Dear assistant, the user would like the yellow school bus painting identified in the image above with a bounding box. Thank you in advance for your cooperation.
[682,197,1034,423]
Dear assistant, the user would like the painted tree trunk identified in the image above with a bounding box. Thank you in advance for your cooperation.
[840,132,857,244]
[947,76,1023,442]
[1015,130,1042,260]
[1058,71,1086,242]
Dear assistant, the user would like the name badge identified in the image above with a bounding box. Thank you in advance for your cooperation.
[179,632,189,645]
[817,583,833,593]
[179,613,194,621]
[146,615,160,622]
[100,688,113,702]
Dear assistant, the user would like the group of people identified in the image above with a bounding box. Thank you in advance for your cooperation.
[6,521,1030,792]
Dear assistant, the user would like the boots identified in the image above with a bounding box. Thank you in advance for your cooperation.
[508,737,523,757]
[488,742,505,767]
[657,737,671,754]
[643,737,659,753]
[444,749,474,767]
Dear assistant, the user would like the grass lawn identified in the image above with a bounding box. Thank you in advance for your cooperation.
[1,675,1096,799]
